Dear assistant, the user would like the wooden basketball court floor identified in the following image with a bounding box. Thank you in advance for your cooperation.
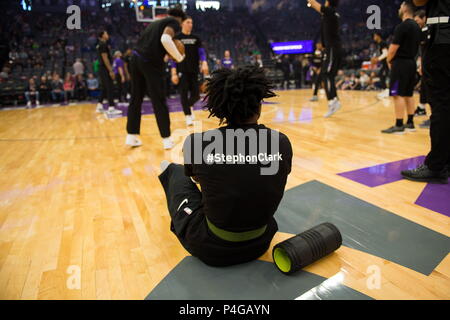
[0,89,449,300]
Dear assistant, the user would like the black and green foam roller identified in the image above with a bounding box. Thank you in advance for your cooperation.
[273,223,342,275]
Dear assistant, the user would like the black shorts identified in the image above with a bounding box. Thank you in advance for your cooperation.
[389,59,416,97]
[158,164,277,267]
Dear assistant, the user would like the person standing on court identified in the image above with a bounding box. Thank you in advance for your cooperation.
[307,0,343,118]
[413,10,430,120]
[372,32,390,100]
[125,8,187,150]
[171,16,209,127]
[381,1,421,134]
[402,0,450,184]
[310,42,324,102]
[96,31,122,115]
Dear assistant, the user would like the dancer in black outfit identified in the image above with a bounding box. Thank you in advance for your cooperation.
[125,8,187,150]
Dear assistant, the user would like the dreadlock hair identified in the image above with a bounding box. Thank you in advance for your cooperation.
[204,66,276,125]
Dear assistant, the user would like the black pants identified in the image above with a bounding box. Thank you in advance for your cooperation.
[180,72,200,116]
[419,76,428,104]
[379,63,388,90]
[322,47,342,101]
[423,44,450,171]
[98,66,115,107]
[126,55,171,138]
[312,71,322,96]
[115,76,126,102]
[158,164,275,267]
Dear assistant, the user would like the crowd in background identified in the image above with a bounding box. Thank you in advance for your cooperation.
[0,0,404,107]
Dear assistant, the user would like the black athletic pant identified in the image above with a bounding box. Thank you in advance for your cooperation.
[180,72,200,116]
[98,66,115,107]
[420,77,428,105]
[322,47,342,101]
[379,63,388,90]
[116,76,126,102]
[127,55,171,138]
[423,44,450,172]
[312,71,322,96]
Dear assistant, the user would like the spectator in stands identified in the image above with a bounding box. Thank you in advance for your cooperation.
[0,67,8,80]
[63,72,75,102]
[335,70,345,89]
[25,78,40,108]
[51,73,66,103]
[341,75,354,90]
[75,74,87,101]
[222,50,234,69]
[254,54,263,68]
[213,59,222,72]
[359,71,370,90]
[366,72,379,91]
[73,58,84,76]
[38,75,50,104]
[86,73,99,99]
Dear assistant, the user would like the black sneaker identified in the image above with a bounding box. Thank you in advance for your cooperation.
[405,123,416,132]
[414,107,427,116]
[381,126,405,134]
[401,164,448,184]
[419,119,430,129]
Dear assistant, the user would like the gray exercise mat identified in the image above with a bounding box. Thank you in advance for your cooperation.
[276,180,450,275]
[146,256,373,300]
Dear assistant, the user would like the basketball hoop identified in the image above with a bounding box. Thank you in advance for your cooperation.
[133,0,169,23]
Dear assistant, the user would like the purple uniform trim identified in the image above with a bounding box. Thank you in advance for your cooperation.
[198,48,207,62]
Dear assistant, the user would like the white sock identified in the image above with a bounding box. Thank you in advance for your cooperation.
[419,104,426,109]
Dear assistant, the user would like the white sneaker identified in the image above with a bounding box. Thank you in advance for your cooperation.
[106,107,122,115]
[324,99,342,118]
[190,107,196,120]
[160,160,171,173]
[163,137,174,150]
[27,101,31,108]
[377,89,390,100]
[125,134,142,147]
[96,103,105,113]
[186,115,194,127]
[36,101,40,106]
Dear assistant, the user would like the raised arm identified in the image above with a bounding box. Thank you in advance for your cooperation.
[307,0,322,13]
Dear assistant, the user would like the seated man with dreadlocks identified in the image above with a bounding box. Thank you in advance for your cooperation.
[159,66,293,267]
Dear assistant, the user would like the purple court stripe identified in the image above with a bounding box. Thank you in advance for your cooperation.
[105,97,276,118]
[415,183,450,218]
[338,156,426,188]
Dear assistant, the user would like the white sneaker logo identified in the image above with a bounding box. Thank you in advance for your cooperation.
[177,199,188,211]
